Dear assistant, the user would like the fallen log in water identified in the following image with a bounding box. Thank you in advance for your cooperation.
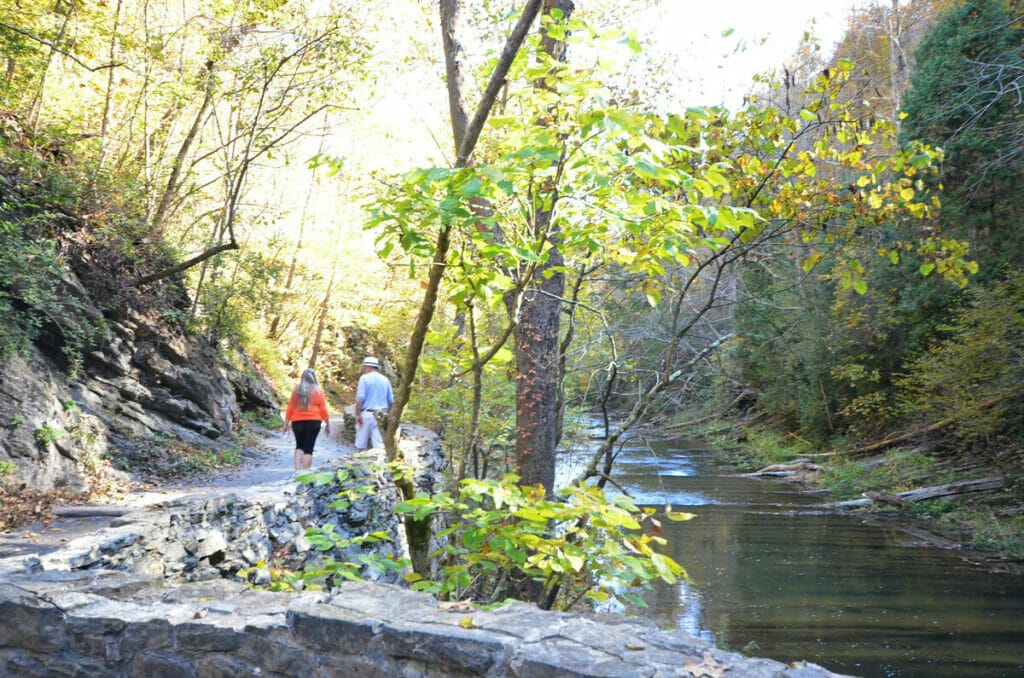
[740,461,826,477]
[816,476,1006,509]
[898,476,1006,500]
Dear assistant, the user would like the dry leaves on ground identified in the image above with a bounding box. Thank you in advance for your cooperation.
[0,485,63,532]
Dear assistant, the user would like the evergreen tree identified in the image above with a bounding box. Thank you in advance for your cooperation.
[900,0,1024,278]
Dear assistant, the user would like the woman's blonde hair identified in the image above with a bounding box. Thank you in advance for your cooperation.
[295,368,319,409]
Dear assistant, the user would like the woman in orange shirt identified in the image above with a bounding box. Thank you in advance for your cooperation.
[280,368,331,471]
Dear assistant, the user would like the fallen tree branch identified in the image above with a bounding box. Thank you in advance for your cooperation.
[846,386,1024,456]
[740,461,825,477]
[131,241,239,286]
[817,476,1006,509]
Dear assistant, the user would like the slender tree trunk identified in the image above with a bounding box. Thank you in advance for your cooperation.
[887,0,906,125]
[269,117,327,338]
[381,0,544,460]
[99,0,123,169]
[376,0,545,581]
[151,59,216,230]
[440,0,470,159]
[308,268,335,369]
[28,4,69,133]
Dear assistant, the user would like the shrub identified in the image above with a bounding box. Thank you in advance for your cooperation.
[397,475,691,611]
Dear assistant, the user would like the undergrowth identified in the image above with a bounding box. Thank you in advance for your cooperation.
[821,450,941,500]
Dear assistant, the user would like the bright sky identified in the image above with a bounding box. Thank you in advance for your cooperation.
[645,0,871,107]
[350,0,877,174]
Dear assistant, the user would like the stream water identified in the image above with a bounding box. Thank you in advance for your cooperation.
[558,437,1024,677]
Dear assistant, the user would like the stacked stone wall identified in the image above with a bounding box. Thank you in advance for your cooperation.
[0,576,839,677]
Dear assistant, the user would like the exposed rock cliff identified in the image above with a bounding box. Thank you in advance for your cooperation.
[0,174,280,491]
[0,304,280,491]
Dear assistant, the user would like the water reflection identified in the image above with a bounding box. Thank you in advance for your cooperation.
[562,438,1024,677]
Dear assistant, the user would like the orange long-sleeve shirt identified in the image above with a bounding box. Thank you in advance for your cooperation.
[285,387,329,423]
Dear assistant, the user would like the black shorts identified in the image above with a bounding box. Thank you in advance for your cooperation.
[291,420,322,455]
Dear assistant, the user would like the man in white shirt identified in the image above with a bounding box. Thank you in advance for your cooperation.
[354,356,394,450]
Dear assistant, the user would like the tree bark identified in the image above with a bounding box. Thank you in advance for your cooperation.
[440,0,470,159]
[512,213,565,491]
[510,0,573,494]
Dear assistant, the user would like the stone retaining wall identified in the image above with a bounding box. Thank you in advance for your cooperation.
[0,575,841,677]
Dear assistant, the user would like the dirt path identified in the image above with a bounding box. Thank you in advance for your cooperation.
[0,416,354,558]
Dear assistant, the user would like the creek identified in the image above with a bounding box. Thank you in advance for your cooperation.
[558,436,1024,677]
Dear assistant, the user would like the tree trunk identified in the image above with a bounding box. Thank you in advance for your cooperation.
[512,214,564,491]
[98,0,124,169]
[887,0,906,125]
[151,60,216,231]
[269,119,326,338]
[381,0,544,460]
[440,0,470,159]
[820,477,1006,508]
[27,4,69,133]
[511,0,573,493]
[308,268,335,369]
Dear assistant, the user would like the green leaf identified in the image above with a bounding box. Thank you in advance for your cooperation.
[919,263,936,276]
[908,153,932,168]
[853,280,868,295]
[799,109,816,121]
[457,177,482,198]
[685,107,712,121]
[491,347,514,365]
[634,160,661,180]
[514,507,555,523]
[623,31,643,53]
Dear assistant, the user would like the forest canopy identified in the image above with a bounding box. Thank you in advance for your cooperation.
[0,0,1021,508]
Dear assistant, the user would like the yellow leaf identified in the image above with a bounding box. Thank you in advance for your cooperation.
[459,616,477,629]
